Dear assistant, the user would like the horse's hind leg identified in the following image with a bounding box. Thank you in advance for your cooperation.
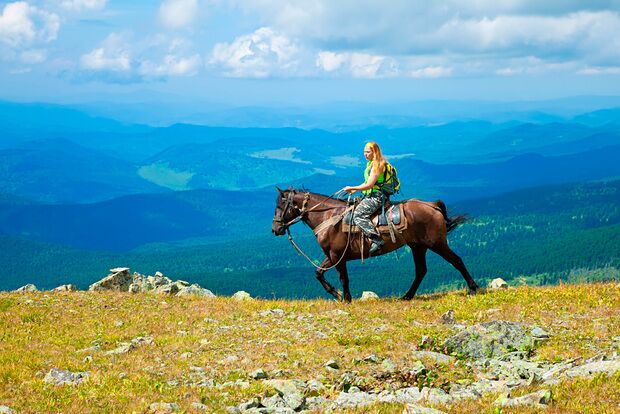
[316,257,343,301]
[335,261,352,303]
[402,244,427,300]
[431,242,480,294]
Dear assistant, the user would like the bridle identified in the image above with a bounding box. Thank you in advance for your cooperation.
[274,191,310,231]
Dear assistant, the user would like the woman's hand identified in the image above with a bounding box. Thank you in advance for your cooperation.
[342,186,356,194]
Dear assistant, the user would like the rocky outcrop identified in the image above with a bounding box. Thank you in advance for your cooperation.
[89,268,133,292]
[444,321,549,359]
[14,284,38,292]
[360,291,379,300]
[232,291,252,300]
[53,284,78,292]
[44,368,89,386]
[488,278,508,289]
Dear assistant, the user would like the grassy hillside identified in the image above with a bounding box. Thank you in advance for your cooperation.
[0,283,618,413]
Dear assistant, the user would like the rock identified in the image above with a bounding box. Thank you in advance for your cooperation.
[305,396,328,411]
[409,360,427,376]
[564,360,620,378]
[258,309,285,317]
[362,354,380,363]
[444,321,544,359]
[419,335,434,349]
[488,278,508,289]
[381,358,397,373]
[105,336,153,355]
[262,394,287,408]
[324,359,339,369]
[232,291,252,300]
[393,387,423,403]
[53,284,78,292]
[0,406,15,414]
[402,404,448,414]
[264,380,305,411]
[15,283,38,292]
[155,283,181,295]
[495,389,552,408]
[411,351,456,365]
[305,379,325,396]
[249,369,268,380]
[332,390,377,408]
[147,402,180,413]
[360,291,379,300]
[440,309,456,324]
[44,368,89,386]
[531,327,550,339]
[176,284,215,297]
[420,387,454,405]
[190,402,209,412]
[89,268,132,292]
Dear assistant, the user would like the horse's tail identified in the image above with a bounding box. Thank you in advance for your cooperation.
[434,200,468,233]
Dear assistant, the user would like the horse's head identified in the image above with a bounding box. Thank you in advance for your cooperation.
[272,186,304,236]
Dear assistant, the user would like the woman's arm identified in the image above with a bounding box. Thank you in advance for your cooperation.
[342,166,382,194]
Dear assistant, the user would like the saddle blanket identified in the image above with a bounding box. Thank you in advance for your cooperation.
[342,202,407,234]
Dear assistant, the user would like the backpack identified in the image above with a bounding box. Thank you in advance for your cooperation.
[379,162,400,196]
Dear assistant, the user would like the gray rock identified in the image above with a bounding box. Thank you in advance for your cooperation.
[444,321,544,359]
[264,380,305,410]
[381,358,397,373]
[190,402,209,411]
[305,379,325,396]
[250,369,268,380]
[409,360,427,376]
[440,309,456,324]
[176,285,215,298]
[564,360,620,378]
[393,387,423,403]
[324,359,339,369]
[147,402,180,413]
[304,396,328,410]
[402,404,448,414]
[262,394,287,408]
[412,351,456,365]
[488,278,508,289]
[258,309,285,317]
[89,268,132,292]
[495,389,552,408]
[0,406,15,414]
[105,336,153,355]
[53,284,78,292]
[360,291,379,300]
[420,387,453,405]
[332,390,377,408]
[155,283,181,295]
[44,368,89,386]
[232,291,252,300]
[449,384,481,401]
[15,283,38,292]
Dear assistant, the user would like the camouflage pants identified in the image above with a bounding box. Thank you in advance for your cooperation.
[353,193,383,238]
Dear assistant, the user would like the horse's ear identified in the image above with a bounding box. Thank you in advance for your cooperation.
[288,185,294,192]
[276,186,283,193]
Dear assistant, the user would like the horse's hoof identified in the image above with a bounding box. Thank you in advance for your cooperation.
[468,287,482,295]
[401,295,413,301]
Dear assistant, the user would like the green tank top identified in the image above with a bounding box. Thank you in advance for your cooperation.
[362,161,385,195]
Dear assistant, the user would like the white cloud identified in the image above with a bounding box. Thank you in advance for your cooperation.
[578,66,620,75]
[210,27,300,77]
[316,51,398,78]
[79,33,131,71]
[159,0,199,29]
[139,54,202,77]
[409,66,452,78]
[0,2,60,49]
[59,0,107,11]
[231,1,620,76]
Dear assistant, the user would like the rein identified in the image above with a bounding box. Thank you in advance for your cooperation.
[282,190,355,271]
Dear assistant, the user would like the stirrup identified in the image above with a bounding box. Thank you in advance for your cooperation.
[369,239,384,254]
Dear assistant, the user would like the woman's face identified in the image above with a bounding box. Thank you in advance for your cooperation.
[364,147,373,161]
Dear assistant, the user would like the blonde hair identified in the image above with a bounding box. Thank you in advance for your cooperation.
[365,141,386,174]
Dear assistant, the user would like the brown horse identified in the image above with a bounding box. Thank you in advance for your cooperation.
[272,187,480,302]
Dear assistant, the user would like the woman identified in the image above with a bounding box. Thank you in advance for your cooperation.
[342,141,387,254]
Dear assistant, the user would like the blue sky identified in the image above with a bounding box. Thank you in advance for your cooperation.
[1,0,620,105]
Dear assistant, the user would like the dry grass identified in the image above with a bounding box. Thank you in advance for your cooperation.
[0,282,618,413]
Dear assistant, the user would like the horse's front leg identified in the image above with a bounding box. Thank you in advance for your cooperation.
[315,257,342,301]
[335,261,352,303]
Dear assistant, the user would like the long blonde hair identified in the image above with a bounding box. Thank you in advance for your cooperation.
[365,141,386,174]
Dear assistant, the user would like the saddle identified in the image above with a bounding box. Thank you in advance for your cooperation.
[342,201,408,234]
